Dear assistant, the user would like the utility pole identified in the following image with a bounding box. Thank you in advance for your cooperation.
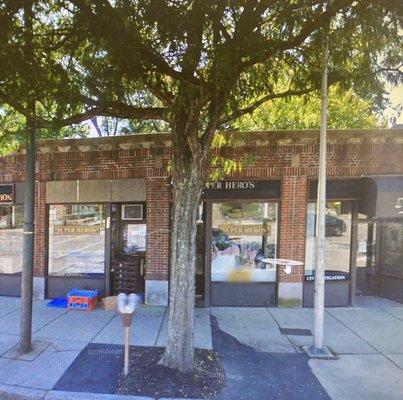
[305,34,333,359]
[20,0,36,354]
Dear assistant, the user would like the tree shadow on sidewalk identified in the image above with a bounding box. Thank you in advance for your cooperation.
[211,316,330,400]
[53,316,330,399]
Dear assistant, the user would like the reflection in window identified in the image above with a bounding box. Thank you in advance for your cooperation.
[122,224,146,254]
[381,221,403,278]
[0,205,23,274]
[48,204,106,276]
[211,202,278,282]
[356,216,377,295]
[305,201,352,278]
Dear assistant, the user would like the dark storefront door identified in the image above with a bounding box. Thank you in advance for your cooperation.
[196,203,206,307]
[354,218,403,304]
[110,203,146,296]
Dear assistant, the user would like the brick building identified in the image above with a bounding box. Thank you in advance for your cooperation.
[0,129,402,306]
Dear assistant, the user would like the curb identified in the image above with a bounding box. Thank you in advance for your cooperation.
[0,384,46,400]
[0,385,202,400]
[45,391,152,399]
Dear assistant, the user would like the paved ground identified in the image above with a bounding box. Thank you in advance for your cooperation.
[0,296,402,399]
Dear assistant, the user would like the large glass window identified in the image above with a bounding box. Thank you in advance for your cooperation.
[305,201,352,279]
[0,205,23,274]
[211,202,278,282]
[48,204,106,276]
[380,220,403,278]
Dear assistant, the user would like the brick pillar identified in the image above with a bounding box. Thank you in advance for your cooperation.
[33,180,46,298]
[145,177,171,305]
[277,175,308,307]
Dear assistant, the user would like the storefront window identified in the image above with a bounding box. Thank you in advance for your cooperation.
[356,216,376,271]
[305,201,352,279]
[356,215,377,294]
[0,205,24,274]
[48,204,106,276]
[211,202,278,282]
[380,220,403,278]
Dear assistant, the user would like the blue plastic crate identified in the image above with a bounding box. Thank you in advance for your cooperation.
[47,297,68,308]
[67,288,98,298]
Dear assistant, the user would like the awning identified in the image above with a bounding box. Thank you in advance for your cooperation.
[361,177,403,219]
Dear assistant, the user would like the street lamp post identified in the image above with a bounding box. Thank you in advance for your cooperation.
[304,35,334,359]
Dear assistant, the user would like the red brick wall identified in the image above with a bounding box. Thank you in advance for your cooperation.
[145,177,171,281]
[34,181,46,277]
[0,130,402,282]
[278,176,307,283]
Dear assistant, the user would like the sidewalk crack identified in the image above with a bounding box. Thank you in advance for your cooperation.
[325,309,403,371]
[155,307,168,347]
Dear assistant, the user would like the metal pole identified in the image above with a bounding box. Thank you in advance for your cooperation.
[124,326,130,376]
[313,36,329,353]
[20,125,36,354]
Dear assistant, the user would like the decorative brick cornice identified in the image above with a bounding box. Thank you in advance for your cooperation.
[2,129,403,157]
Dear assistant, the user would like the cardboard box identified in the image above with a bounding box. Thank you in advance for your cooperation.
[102,296,117,311]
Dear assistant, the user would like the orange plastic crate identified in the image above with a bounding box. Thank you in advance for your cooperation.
[67,289,98,311]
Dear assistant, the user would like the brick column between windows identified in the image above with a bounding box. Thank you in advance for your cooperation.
[34,181,46,278]
[33,180,46,299]
[277,175,307,307]
[145,176,171,305]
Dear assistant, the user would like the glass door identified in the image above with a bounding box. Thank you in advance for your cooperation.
[355,216,377,296]
[111,203,146,296]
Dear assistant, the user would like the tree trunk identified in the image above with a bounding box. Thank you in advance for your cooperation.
[19,123,36,353]
[20,0,36,355]
[159,151,205,372]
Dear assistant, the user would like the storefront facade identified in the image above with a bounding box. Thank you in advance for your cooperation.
[0,129,402,306]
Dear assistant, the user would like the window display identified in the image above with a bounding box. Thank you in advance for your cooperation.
[305,201,352,279]
[0,205,23,274]
[48,204,106,275]
[380,221,403,278]
[211,202,278,282]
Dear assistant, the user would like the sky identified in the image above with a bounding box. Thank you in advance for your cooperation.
[386,85,403,125]
[87,83,403,137]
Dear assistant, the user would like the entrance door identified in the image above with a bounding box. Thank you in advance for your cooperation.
[110,203,146,296]
[355,216,378,297]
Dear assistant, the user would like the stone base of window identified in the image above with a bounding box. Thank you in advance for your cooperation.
[145,280,168,306]
[33,277,45,299]
[277,282,303,308]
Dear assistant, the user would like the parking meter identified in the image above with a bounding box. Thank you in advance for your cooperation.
[117,293,139,376]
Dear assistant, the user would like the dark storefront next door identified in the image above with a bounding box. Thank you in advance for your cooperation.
[110,203,146,296]
[356,218,403,303]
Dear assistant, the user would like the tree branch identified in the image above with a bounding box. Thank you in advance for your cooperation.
[70,0,200,86]
[1,89,168,133]
[220,87,317,125]
[243,0,354,68]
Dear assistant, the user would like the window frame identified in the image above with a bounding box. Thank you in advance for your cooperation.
[209,200,279,283]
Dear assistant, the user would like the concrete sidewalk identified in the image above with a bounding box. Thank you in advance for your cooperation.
[0,296,402,399]
[0,297,211,396]
[211,301,403,400]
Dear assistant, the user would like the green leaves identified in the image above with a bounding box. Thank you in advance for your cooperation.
[233,85,386,131]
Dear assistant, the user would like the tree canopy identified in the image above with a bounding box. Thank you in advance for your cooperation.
[234,85,387,131]
[0,1,401,139]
